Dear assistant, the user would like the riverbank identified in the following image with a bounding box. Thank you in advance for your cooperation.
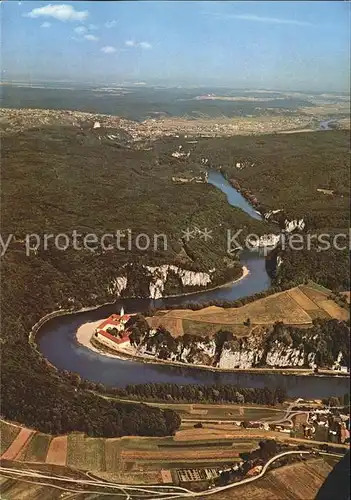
[32,265,250,347]
[76,320,349,378]
[164,265,250,299]
[36,164,348,398]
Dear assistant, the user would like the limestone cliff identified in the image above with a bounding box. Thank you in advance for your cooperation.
[133,320,347,372]
[146,265,214,299]
[107,265,214,300]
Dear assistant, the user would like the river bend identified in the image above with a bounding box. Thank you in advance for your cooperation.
[37,168,349,398]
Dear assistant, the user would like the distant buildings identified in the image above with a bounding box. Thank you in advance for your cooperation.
[340,424,350,444]
[246,465,263,477]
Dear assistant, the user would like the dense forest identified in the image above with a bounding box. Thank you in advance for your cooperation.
[1,117,273,436]
[3,365,180,437]
[181,131,350,290]
[109,382,287,405]
[1,112,349,435]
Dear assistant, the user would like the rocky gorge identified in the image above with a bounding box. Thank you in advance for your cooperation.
[130,318,349,372]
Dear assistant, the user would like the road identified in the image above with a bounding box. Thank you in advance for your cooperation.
[0,465,192,498]
[0,450,342,500]
[181,399,311,426]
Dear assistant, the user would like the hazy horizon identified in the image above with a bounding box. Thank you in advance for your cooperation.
[2,79,351,95]
[2,1,350,92]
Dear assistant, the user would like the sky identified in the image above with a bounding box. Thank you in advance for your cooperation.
[1,1,350,91]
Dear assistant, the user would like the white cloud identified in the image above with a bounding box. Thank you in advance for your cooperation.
[26,4,89,22]
[235,14,312,26]
[74,26,87,35]
[40,22,51,28]
[84,34,99,42]
[125,40,152,49]
[105,20,117,29]
[139,41,152,50]
[214,13,313,27]
[101,46,116,54]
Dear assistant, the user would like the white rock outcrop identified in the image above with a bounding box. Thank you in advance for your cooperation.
[136,324,341,371]
[284,219,305,232]
[266,344,305,367]
[264,209,283,220]
[146,265,213,299]
[108,276,127,296]
[234,160,255,170]
[219,348,262,369]
[171,146,190,159]
[247,234,281,248]
[197,340,216,357]
[217,339,318,369]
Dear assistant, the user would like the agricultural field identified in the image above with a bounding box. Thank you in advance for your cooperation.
[0,476,63,500]
[146,285,348,338]
[1,428,34,461]
[22,433,52,463]
[1,418,348,489]
[151,403,286,422]
[147,315,185,337]
[0,460,99,500]
[104,438,123,474]
[67,433,106,471]
[182,320,249,337]
[45,436,67,466]
[174,424,279,442]
[0,421,21,456]
[0,419,260,484]
[199,458,335,500]
[317,300,349,321]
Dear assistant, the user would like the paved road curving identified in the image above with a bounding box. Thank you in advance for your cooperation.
[1,450,343,499]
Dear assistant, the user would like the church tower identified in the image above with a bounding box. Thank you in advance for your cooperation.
[120,306,125,317]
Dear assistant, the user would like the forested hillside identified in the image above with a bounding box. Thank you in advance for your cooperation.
[1,115,271,436]
[184,131,350,290]
[1,111,349,436]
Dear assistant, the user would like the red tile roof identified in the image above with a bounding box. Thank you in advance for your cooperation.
[95,314,132,345]
[97,314,131,330]
[97,329,131,344]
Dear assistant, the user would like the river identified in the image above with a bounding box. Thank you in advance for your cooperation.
[319,119,338,131]
[37,169,349,399]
